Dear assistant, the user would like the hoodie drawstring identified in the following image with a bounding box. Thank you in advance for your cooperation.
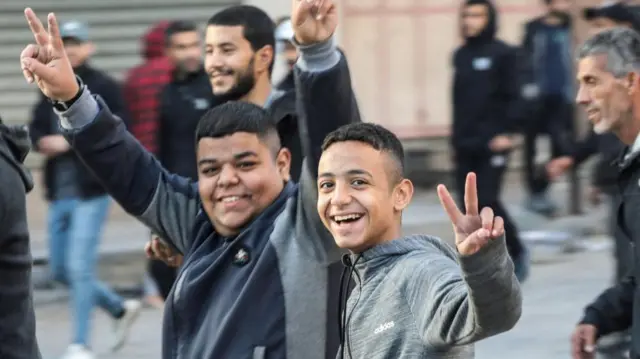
[337,253,362,359]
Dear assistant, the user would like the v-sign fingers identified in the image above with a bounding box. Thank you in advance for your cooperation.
[464,172,478,216]
[47,13,64,52]
[437,184,464,225]
[24,8,49,47]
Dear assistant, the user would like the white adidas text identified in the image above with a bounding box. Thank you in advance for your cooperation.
[374,321,395,334]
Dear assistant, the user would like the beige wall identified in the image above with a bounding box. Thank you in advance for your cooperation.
[254,0,632,139]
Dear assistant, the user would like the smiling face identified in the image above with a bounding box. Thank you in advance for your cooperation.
[196,132,290,236]
[205,25,272,102]
[317,141,413,253]
[576,54,635,136]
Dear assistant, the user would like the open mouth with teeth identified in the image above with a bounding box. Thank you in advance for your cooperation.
[219,195,251,204]
[331,213,365,225]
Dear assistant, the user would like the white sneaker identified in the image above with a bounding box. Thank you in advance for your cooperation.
[110,299,142,352]
[61,344,95,359]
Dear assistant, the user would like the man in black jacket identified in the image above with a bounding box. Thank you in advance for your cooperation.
[570,28,640,359]
[451,0,528,282]
[27,20,140,359]
[520,0,574,216]
[0,120,41,359]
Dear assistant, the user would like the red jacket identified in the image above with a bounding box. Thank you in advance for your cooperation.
[123,22,173,155]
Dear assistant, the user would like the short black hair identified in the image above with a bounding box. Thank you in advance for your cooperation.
[195,101,281,153]
[208,5,276,74]
[321,123,405,182]
[165,20,199,47]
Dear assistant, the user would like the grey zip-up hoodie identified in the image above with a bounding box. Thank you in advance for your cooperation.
[337,234,522,358]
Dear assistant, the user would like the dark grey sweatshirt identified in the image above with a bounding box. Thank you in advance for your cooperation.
[339,235,522,358]
[0,123,41,359]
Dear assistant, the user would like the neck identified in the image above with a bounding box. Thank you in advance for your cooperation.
[240,75,272,106]
[353,224,403,255]
[622,104,640,145]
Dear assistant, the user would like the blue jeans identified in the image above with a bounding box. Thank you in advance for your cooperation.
[48,196,125,346]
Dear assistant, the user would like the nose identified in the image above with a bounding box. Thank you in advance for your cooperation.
[331,183,352,206]
[217,164,239,187]
[576,84,591,106]
[205,51,225,71]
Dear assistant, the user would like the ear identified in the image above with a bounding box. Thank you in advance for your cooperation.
[392,178,414,212]
[627,71,639,95]
[255,45,274,74]
[275,147,292,182]
[86,41,96,56]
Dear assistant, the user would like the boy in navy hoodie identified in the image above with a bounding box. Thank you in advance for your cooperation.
[317,123,522,358]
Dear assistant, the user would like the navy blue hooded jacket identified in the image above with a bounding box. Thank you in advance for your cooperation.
[54,37,360,359]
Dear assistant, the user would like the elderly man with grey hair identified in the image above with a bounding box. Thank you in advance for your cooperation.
[571,27,640,359]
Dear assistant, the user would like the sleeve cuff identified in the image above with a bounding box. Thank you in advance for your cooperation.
[55,87,100,130]
[458,235,509,275]
[295,35,340,72]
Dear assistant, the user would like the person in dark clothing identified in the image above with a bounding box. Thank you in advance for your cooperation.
[27,20,140,359]
[148,20,213,301]
[547,0,640,286]
[123,21,173,154]
[19,3,358,359]
[274,16,297,93]
[519,0,574,216]
[548,5,640,357]
[0,120,41,359]
[159,20,214,180]
[569,28,640,359]
[451,0,528,282]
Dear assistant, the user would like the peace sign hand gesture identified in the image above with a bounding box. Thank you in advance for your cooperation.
[437,172,505,256]
[20,8,79,102]
[292,0,338,45]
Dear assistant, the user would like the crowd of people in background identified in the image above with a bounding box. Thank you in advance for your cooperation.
[1,0,640,359]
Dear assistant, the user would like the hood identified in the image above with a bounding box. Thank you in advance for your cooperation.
[348,235,450,282]
[142,21,169,60]
[0,123,34,193]
[461,0,497,44]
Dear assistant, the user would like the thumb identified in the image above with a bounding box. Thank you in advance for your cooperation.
[582,329,596,352]
[22,57,56,83]
[292,0,314,25]
[457,228,490,255]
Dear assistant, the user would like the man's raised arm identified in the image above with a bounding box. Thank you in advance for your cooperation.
[19,9,197,253]
[292,0,361,263]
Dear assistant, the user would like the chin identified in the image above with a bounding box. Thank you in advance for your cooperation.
[334,235,369,253]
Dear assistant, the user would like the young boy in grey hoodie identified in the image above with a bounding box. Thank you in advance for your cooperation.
[316,123,522,359]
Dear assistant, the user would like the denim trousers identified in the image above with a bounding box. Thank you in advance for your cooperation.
[47,195,124,345]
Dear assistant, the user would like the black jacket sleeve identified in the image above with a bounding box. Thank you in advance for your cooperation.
[294,39,360,264]
[97,76,130,128]
[0,141,41,359]
[497,46,522,135]
[571,131,599,166]
[580,275,635,336]
[28,95,53,150]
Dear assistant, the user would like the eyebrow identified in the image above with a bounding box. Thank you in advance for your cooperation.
[318,169,373,178]
[197,151,258,166]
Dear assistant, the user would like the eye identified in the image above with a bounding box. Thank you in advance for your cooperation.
[237,161,257,170]
[200,166,220,177]
[318,181,334,190]
[351,179,367,187]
